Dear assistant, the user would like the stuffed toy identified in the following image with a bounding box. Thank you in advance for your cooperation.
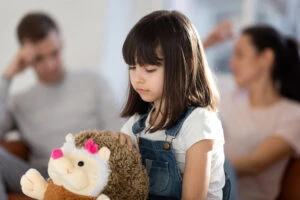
[20,130,149,200]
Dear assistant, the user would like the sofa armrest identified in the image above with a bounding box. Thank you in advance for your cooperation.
[0,140,30,161]
[277,158,300,200]
[8,194,33,200]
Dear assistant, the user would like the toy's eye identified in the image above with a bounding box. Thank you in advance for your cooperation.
[78,161,84,167]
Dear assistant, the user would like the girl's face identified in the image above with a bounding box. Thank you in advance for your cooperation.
[230,34,267,88]
[129,61,164,108]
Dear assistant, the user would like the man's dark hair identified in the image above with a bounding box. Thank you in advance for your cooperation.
[17,12,59,44]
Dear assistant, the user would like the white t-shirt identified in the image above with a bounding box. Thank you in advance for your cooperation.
[220,88,300,200]
[121,107,225,200]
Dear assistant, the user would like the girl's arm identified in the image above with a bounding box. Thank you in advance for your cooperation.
[182,139,214,200]
[231,135,293,176]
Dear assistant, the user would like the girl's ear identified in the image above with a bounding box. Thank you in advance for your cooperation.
[260,48,275,70]
[98,146,111,161]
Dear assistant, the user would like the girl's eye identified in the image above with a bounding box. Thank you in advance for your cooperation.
[145,69,156,73]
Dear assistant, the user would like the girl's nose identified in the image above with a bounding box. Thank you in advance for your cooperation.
[132,67,145,83]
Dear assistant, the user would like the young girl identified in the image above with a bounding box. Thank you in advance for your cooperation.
[220,25,300,200]
[116,10,227,200]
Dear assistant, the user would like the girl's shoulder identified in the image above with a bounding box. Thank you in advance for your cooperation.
[186,107,220,122]
[126,113,141,122]
[184,107,223,133]
[120,114,140,133]
[179,107,224,142]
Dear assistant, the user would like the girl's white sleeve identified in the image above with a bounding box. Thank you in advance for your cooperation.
[181,108,225,150]
[120,114,139,147]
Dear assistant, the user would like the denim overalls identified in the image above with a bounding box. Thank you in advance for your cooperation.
[132,107,231,200]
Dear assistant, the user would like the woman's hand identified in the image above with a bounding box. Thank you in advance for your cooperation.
[203,20,233,49]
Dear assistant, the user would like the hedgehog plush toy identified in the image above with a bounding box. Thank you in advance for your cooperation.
[20,130,149,200]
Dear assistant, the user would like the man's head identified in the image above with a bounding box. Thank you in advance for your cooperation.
[17,12,64,84]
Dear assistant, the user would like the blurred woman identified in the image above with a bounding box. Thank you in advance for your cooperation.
[220,25,300,200]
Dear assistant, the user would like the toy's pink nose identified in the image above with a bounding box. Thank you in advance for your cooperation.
[51,148,63,159]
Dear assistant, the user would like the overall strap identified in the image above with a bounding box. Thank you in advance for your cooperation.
[132,113,148,135]
[165,107,196,138]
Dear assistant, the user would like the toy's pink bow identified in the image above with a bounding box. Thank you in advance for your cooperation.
[52,148,63,159]
[84,138,98,154]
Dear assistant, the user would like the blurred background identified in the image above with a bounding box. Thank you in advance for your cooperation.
[0,0,299,108]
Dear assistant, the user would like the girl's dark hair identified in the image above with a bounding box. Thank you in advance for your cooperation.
[121,10,219,132]
[17,12,59,44]
[242,25,300,102]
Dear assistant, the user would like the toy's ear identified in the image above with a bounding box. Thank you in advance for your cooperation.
[98,146,111,161]
[65,133,74,142]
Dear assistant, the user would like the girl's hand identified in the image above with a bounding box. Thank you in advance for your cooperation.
[111,132,135,151]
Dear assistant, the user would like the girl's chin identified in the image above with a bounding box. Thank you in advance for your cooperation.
[139,96,153,103]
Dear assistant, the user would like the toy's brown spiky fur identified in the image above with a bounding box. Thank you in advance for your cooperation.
[75,130,149,200]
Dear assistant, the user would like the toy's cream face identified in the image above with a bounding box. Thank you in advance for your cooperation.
[48,134,111,197]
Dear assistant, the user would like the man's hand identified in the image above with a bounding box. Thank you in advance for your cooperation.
[2,42,36,79]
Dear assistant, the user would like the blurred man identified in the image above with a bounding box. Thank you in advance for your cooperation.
[0,12,122,199]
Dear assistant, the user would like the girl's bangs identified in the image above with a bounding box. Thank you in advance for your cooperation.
[123,25,163,66]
